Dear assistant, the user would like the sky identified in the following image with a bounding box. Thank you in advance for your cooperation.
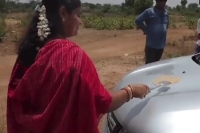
[81,0,198,7]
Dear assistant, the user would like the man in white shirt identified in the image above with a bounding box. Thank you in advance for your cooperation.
[195,18,200,53]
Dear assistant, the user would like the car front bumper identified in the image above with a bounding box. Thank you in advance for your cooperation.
[101,113,127,133]
[101,117,109,133]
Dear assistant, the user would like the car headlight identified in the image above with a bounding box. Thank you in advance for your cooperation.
[107,112,127,133]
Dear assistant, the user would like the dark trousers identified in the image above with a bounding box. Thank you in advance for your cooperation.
[195,44,200,54]
[145,45,163,64]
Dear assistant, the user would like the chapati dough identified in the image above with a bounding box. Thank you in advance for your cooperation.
[153,75,180,85]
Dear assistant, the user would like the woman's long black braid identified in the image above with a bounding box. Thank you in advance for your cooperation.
[17,0,81,66]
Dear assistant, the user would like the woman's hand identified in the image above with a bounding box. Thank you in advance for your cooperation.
[126,84,150,99]
[108,84,150,112]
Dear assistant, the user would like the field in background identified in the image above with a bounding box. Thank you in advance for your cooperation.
[0,10,197,133]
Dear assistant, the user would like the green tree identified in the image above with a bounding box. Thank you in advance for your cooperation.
[124,0,135,7]
[0,0,6,42]
[107,5,121,14]
[165,5,172,10]
[101,4,111,13]
[181,0,187,8]
[134,0,153,14]
[187,3,198,9]
[0,0,7,12]
[82,3,96,10]
[175,5,181,11]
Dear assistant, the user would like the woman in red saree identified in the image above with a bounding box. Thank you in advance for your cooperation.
[7,0,150,133]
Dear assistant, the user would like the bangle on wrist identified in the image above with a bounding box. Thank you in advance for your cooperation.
[126,86,133,99]
[128,85,134,98]
[122,87,131,102]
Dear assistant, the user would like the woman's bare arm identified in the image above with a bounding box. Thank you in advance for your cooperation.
[108,84,150,112]
[108,89,128,112]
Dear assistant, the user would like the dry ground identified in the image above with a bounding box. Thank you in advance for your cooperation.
[0,16,195,132]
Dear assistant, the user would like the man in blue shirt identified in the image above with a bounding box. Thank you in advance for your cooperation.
[135,0,169,64]
[195,18,200,53]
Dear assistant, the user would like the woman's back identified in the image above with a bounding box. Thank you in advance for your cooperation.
[7,39,107,133]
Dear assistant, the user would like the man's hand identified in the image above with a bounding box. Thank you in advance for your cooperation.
[136,27,146,35]
[142,29,146,35]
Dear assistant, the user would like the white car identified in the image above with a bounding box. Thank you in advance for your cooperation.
[102,54,200,133]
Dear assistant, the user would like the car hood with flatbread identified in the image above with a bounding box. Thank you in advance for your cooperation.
[113,55,200,133]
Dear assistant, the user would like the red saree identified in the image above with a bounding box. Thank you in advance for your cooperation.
[7,39,112,133]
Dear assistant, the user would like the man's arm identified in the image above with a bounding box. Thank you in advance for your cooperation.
[135,9,149,33]
[167,14,169,29]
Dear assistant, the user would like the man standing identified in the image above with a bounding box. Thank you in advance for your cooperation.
[135,0,169,64]
[195,18,200,53]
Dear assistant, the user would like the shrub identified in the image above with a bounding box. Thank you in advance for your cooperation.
[82,15,136,30]
[0,17,6,43]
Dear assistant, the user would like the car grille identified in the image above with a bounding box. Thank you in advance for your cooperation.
[107,112,123,133]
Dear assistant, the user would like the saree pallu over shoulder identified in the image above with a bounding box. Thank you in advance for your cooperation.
[7,39,112,133]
